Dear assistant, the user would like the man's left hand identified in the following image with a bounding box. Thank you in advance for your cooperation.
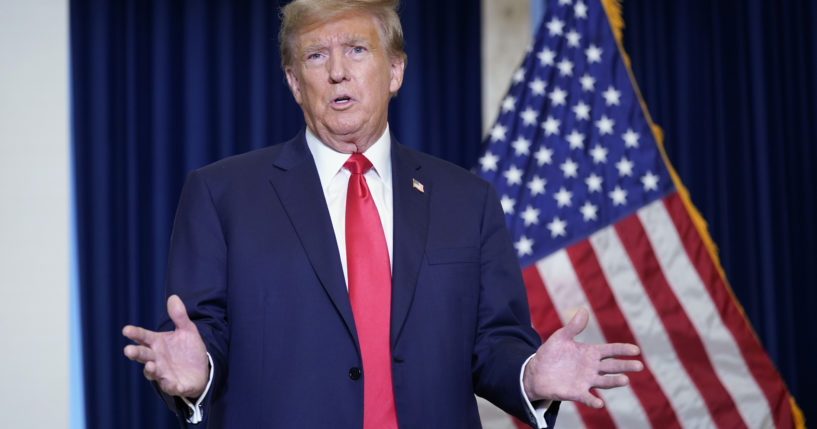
[522,308,644,408]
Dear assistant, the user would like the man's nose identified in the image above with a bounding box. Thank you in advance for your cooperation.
[327,53,348,83]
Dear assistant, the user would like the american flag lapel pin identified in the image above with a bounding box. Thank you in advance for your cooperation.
[412,178,424,193]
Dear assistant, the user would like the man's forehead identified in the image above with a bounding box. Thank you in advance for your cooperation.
[296,12,382,49]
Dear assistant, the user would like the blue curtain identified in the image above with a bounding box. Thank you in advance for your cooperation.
[70,1,480,427]
[621,0,817,422]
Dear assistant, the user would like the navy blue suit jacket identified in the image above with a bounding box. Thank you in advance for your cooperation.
[159,131,558,428]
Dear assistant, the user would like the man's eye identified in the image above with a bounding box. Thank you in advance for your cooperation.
[307,53,322,60]
[352,46,365,54]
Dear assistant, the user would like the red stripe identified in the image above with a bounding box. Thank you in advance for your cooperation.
[566,240,682,429]
[614,213,747,429]
[663,193,794,429]
[522,264,562,342]
[522,262,617,428]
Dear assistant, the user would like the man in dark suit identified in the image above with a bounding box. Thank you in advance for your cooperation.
[123,0,643,427]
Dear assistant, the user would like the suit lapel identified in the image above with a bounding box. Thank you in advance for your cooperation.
[390,141,430,347]
[268,132,359,346]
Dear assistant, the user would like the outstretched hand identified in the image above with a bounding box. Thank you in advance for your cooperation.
[122,295,209,398]
[523,308,643,408]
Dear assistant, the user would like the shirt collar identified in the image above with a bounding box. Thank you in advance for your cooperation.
[305,125,393,192]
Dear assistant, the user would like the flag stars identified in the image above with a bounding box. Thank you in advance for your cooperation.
[515,235,534,256]
[585,173,603,192]
[527,175,547,196]
[547,217,568,238]
[602,86,621,106]
[580,74,596,92]
[546,17,565,36]
[595,115,615,135]
[590,144,608,163]
[511,137,531,156]
[520,107,538,126]
[520,205,541,226]
[512,68,526,84]
[641,171,659,191]
[501,95,516,113]
[580,201,598,221]
[557,59,574,77]
[574,1,588,18]
[542,116,561,136]
[479,151,499,172]
[615,156,634,177]
[490,123,508,142]
[585,44,603,63]
[537,48,556,66]
[609,186,628,206]
[566,130,585,149]
[554,187,573,207]
[573,101,591,120]
[566,30,581,48]
[503,165,524,186]
[534,146,554,166]
[549,87,568,106]
[500,194,516,214]
[623,128,640,147]
[529,78,547,95]
[560,158,579,178]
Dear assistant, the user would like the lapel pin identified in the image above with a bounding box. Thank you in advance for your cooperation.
[412,178,425,193]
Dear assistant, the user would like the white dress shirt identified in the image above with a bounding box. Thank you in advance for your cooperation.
[305,126,393,284]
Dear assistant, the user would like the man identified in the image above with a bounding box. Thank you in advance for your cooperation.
[123,0,643,427]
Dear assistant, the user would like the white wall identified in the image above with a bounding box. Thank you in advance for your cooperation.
[481,0,532,136]
[0,0,70,427]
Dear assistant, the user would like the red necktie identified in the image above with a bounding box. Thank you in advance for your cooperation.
[344,153,398,429]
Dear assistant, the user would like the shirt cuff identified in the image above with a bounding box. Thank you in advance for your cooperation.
[181,352,214,424]
[520,354,552,428]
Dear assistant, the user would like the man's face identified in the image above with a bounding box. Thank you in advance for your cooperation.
[285,12,405,154]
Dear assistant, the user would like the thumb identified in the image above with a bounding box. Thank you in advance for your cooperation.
[562,307,589,338]
[167,294,194,331]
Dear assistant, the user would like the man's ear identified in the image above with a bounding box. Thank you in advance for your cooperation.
[389,57,406,95]
[285,67,303,104]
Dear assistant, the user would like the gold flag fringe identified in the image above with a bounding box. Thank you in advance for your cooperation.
[598,1,806,427]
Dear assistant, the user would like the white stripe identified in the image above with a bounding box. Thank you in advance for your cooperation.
[536,250,651,429]
[589,226,717,428]
[638,200,774,428]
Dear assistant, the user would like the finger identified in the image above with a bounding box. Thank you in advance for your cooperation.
[562,307,589,338]
[596,342,641,358]
[577,391,604,409]
[123,344,156,364]
[167,294,195,331]
[143,360,160,381]
[122,325,157,347]
[599,358,644,375]
[592,374,630,390]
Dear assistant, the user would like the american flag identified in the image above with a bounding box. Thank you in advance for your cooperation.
[477,0,801,427]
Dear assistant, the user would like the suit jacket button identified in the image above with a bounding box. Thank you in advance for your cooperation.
[349,367,362,380]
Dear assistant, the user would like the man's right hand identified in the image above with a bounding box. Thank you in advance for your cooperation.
[122,294,209,398]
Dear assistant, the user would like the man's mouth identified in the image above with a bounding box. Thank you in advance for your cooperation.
[332,95,352,106]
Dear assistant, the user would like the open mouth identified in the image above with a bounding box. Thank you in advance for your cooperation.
[332,95,352,105]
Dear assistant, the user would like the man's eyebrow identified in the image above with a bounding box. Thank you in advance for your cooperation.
[300,42,327,53]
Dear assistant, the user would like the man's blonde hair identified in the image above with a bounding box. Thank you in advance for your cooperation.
[279,0,407,69]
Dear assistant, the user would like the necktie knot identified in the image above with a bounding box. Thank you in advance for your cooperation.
[345,153,373,175]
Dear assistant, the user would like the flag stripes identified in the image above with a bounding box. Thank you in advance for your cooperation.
[663,194,793,429]
[566,240,680,429]
[516,195,790,428]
